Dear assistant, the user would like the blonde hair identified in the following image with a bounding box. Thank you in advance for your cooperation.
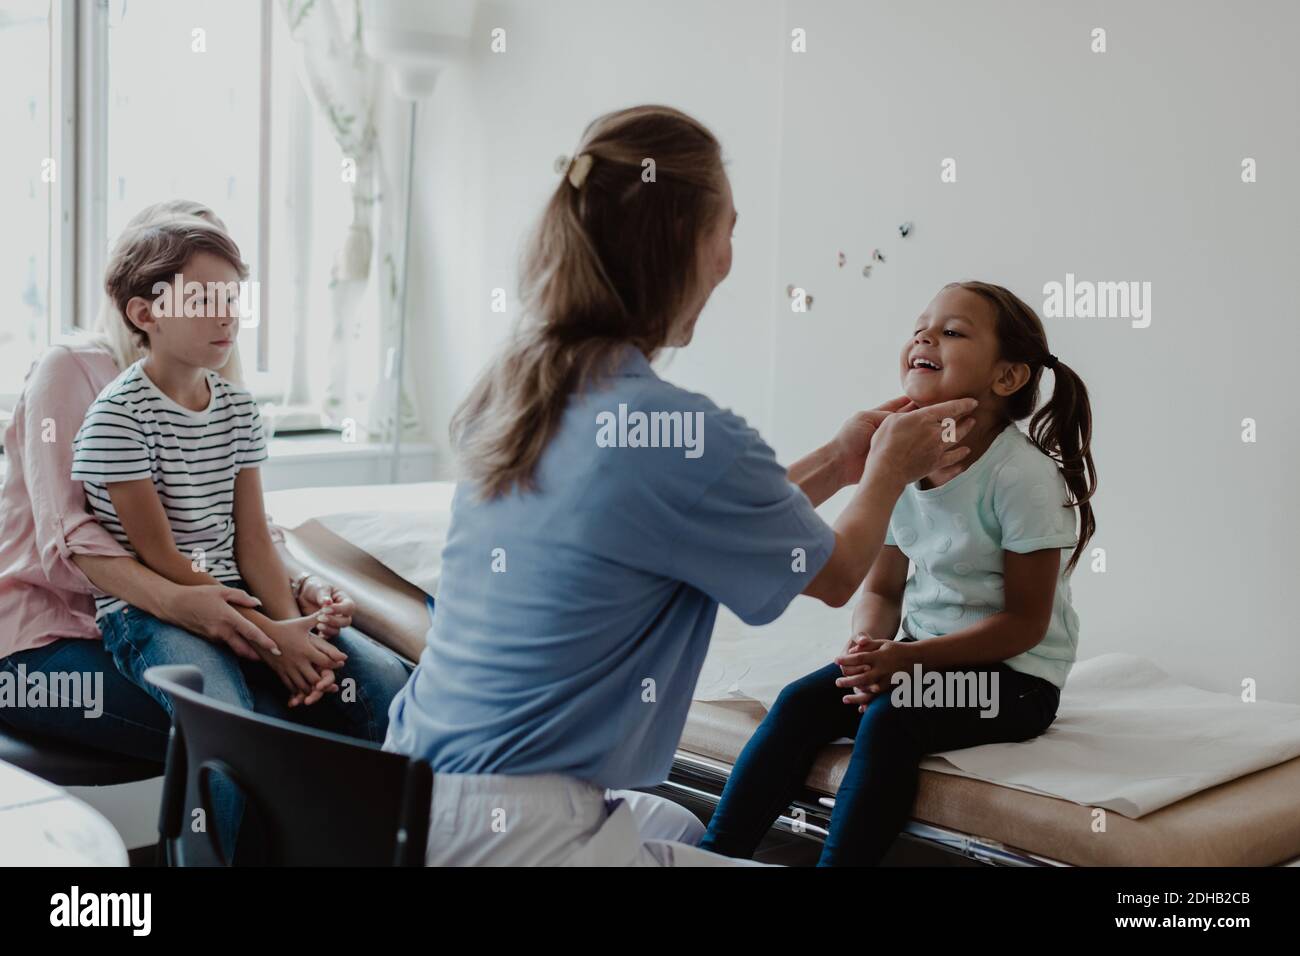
[84,200,246,384]
[451,105,727,498]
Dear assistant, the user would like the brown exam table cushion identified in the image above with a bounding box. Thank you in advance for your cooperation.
[680,698,1300,867]
[283,521,430,662]
[283,521,1300,867]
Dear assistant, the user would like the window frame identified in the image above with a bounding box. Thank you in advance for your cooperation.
[0,0,78,412]
[4,0,319,424]
[71,0,106,343]
[69,0,275,369]
[51,0,77,340]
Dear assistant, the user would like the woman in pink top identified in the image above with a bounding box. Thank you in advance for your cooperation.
[0,202,369,762]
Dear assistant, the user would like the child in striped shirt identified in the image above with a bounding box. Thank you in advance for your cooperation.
[70,215,403,732]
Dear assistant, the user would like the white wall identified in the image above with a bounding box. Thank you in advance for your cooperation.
[406,0,787,458]
[407,0,1300,701]
[769,0,1300,701]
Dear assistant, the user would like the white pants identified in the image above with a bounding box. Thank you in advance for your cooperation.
[423,772,767,866]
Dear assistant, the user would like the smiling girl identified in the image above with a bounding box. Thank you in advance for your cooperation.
[700,280,1098,866]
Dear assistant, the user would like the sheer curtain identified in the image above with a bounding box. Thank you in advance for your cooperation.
[279,0,419,443]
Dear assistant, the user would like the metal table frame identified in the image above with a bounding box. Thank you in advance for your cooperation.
[663,751,1068,868]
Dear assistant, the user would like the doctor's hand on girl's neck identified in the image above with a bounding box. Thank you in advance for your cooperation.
[124,251,242,412]
[898,285,1029,487]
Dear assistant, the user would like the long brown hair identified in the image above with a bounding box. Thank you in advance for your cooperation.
[451,105,728,499]
[950,281,1098,574]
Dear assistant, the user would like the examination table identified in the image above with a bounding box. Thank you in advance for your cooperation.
[277,510,1300,868]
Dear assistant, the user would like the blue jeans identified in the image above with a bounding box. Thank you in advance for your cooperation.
[98,604,412,862]
[699,658,1060,866]
[98,606,412,742]
[0,638,172,761]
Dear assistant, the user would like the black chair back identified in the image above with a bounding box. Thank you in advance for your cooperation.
[145,665,431,866]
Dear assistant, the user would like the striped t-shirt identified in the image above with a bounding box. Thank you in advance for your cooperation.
[70,360,268,618]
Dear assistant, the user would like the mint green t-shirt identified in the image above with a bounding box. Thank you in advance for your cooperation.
[883,424,1080,688]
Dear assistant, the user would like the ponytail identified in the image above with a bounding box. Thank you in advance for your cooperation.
[1027,358,1096,574]
[452,105,727,499]
[450,330,626,499]
[947,281,1098,574]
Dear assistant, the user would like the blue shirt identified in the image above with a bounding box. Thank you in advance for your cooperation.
[384,347,836,789]
[884,424,1080,688]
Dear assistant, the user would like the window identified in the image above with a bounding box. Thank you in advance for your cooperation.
[0,0,61,407]
[1,0,342,426]
[104,0,299,402]
[104,0,264,367]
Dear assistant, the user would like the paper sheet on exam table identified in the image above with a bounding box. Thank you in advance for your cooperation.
[263,482,453,597]
[693,614,1300,818]
[692,599,856,706]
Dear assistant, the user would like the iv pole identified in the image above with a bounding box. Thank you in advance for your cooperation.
[390,97,418,483]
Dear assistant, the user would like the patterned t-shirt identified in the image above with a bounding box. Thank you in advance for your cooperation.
[71,360,267,617]
[884,424,1080,688]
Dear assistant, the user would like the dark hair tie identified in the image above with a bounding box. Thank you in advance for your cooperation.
[1043,354,1059,370]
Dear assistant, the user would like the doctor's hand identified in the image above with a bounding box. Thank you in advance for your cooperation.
[867,398,979,488]
[832,396,914,487]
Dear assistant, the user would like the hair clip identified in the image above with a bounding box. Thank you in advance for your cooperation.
[553,153,594,188]
[567,153,594,189]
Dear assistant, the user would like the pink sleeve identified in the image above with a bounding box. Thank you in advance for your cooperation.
[23,348,131,593]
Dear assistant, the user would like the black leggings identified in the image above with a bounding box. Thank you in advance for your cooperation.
[700,659,1060,866]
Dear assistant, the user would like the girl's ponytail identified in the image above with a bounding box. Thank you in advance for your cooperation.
[947,281,1098,574]
[1027,358,1097,574]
